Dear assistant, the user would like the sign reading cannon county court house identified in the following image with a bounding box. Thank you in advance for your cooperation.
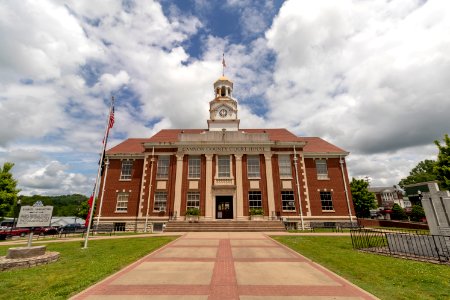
[16,205,53,228]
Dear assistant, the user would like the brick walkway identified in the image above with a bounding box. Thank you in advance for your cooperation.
[71,232,378,300]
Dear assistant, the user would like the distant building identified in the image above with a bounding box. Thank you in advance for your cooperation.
[51,216,84,227]
[368,186,410,209]
[94,75,355,231]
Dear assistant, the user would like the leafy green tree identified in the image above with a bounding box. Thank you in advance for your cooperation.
[409,205,425,222]
[399,159,437,187]
[18,194,88,217]
[350,178,377,218]
[0,162,20,219]
[434,134,450,190]
[390,203,407,220]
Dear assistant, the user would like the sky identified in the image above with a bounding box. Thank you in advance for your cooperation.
[0,0,449,196]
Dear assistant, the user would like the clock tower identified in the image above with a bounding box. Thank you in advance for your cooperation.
[207,76,240,131]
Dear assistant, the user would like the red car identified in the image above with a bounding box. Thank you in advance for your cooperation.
[0,228,30,240]
[33,227,59,235]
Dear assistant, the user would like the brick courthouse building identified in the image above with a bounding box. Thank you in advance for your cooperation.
[94,76,355,231]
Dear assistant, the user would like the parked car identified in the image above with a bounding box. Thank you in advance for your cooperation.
[33,227,59,235]
[59,223,85,233]
[0,228,30,240]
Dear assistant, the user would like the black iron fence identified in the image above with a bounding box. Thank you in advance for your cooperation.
[350,228,450,264]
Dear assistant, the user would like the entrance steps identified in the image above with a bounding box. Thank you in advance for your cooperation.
[164,220,286,232]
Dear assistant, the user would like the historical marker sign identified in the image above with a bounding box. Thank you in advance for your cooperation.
[16,206,53,228]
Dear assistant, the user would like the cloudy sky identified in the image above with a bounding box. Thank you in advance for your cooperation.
[1,0,449,196]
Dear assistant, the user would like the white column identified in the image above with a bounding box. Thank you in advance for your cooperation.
[205,154,213,220]
[173,154,184,220]
[138,155,149,218]
[264,153,276,218]
[235,154,244,220]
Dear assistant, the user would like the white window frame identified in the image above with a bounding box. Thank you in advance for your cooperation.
[154,191,167,212]
[188,156,201,179]
[281,191,296,211]
[248,191,262,209]
[316,159,328,179]
[120,160,133,180]
[247,155,260,178]
[320,191,334,211]
[217,155,231,178]
[156,156,170,179]
[278,155,292,177]
[115,193,129,212]
[186,192,200,209]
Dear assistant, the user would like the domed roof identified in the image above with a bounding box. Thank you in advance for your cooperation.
[215,76,233,83]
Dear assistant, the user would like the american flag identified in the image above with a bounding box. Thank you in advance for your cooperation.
[108,105,115,129]
[222,53,226,68]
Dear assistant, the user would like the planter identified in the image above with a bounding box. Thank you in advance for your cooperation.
[250,215,264,221]
[186,215,199,222]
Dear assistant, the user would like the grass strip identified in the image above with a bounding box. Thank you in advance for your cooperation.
[272,235,450,300]
[0,236,177,299]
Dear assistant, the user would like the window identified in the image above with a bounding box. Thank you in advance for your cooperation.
[247,155,260,178]
[248,191,262,209]
[316,159,328,179]
[115,193,129,212]
[188,156,201,179]
[320,191,334,211]
[218,155,230,178]
[281,191,296,211]
[154,191,167,212]
[156,156,170,179]
[120,160,133,180]
[278,155,291,177]
[186,192,200,209]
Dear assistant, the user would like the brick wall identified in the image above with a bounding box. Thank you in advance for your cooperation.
[304,157,355,217]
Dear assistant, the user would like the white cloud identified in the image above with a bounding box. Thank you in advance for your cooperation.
[19,161,91,195]
[264,0,450,184]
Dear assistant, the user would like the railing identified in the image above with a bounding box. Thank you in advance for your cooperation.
[350,228,450,263]
[214,178,235,186]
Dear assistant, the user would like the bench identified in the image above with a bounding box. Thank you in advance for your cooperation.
[310,222,338,232]
[91,224,114,236]
[335,223,364,232]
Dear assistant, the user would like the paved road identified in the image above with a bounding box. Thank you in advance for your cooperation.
[71,232,377,300]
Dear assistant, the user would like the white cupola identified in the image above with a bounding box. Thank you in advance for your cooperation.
[208,76,240,131]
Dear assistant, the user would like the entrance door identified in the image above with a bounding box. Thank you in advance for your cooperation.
[216,196,233,219]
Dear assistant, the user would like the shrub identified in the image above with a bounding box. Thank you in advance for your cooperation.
[410,205,425,222]
[249,208,264,215]
[391,204,407,220]
[185,207,200,216]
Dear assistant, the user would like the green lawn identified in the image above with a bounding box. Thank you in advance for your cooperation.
[272,236,450,300]
[0,236,177,299]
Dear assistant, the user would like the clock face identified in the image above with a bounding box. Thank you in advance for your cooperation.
[219,108,228,117]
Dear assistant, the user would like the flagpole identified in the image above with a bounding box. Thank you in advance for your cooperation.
[96,159,109,227]
[83,96,115,249]
[222,53,225,76]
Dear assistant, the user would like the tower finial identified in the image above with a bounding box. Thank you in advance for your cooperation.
[222,53,226,76]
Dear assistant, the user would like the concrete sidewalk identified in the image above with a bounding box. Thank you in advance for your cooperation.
[71,232,378,300]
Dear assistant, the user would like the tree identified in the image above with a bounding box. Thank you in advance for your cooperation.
[398,159,437,187]
[350,178,377,218]
[409,205,425,222]
[0,162,20,219]
[390,203,407,220]
[434,134,450,190]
